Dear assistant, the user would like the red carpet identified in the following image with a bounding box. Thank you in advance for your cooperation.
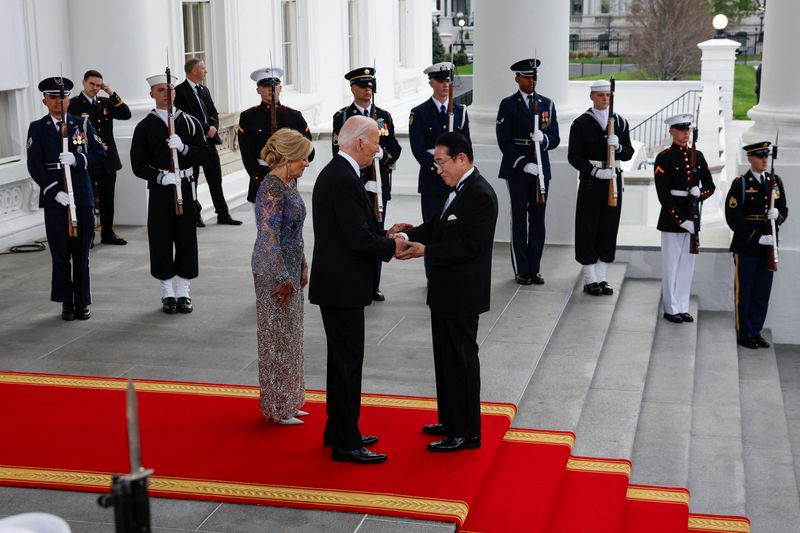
[0,372,751,530]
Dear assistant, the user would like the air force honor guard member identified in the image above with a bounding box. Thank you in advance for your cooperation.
[655,114,715,323]
[496,58,560,285]
[27,77,105,321]
[238,67,313,203]
[725,141,788,349]
[332,67,402,301]
[130,73,210,314]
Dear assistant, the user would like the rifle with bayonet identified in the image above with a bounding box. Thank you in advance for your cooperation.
[58,73,79,238]
[530,54,546,205]
[369,61,384,222]
[688,108,700,254]
[97,380,154,532]
[269,51,278,136]
[165,59,183,216]
[447,60,455,132]
[606,77,618,207]
[766,131,779,271]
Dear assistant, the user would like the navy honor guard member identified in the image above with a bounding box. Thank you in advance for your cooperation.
[68,69,131,245]
[27,76,105,321]
[332,67,402,302]
[409,62,471,226]
[655,114,715,323]
[568,79,634,296]
[725,141,788,349]
[238,67,313,203]
[496,58,560,285]
[130,73,210,315]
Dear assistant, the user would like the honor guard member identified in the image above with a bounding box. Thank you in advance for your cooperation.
[568,79,634,296]
[725,141,788,349]
[27,76,105,320]
[409,62,471,225]
[332,67,402,301]
[130,73,210,314]
[496,58,560,285]
[68,69,131,245]
[238,67,313,203]
[655,114,715,323]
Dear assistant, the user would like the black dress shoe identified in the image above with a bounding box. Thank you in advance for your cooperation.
[531,273,545,285]
[515,275,533,285]
[680,313,694,323]
[324,435,378,448]
[162,297,178,314]
[196,218,206,228]
[422,423,448,436]
[753,335,770,348]
[372,290,385,302]
[331,447,387,464]
[61,303,75,321]
[177,297,193,314]
[428,436,481,452]
[74,306,91,320]
[599,281,614,295]
[737,337,759,349]
[217,214,243,226]
[100,232,127,245]
[663,312,683,323]
[583,282,602,296]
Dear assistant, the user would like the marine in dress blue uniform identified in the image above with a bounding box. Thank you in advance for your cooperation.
[27,77,105,320]
[496,58,560,285]
[725,141,788,349]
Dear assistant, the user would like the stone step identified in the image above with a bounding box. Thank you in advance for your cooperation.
[776,344,800,518]
[631,297,699,488]
[687,311,746,517]
[572,278,662,459]
[513,263,627,432]
[738,330,800,533]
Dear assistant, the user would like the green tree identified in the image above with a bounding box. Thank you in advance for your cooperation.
[703,0,760,23]
[432,20,446,63]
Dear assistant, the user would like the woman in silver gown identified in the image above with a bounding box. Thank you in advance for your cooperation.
[252,128,313,425]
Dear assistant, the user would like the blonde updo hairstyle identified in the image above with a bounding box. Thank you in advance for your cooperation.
[260,128,313,168]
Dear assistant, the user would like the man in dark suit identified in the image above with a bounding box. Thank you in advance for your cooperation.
[332,66,402,302]
[309,115,402,464]
[68,69,131,245]
[174,58,241,227]
[394,132,499,452]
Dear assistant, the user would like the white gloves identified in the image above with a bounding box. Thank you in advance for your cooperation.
[607,134,619,149]
[531,129,544,143]
[523,163,540,176]
[759,234,774,246]
[375,146,385,160]
[767,208,779,221]
[689,186,701,198]
[680,220,695,234]
[54,191,70,206]
[364,180,379,193]
[594,168,615,180]
[59,152,76,167]
[167,134,185,152]
[160,172,179,186]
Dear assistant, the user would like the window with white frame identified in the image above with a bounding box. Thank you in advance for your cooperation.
[347,0,359,69]
[0,91,20,163]
[397,0,407,66]
[182,1,211,68]
[282,0,299,86]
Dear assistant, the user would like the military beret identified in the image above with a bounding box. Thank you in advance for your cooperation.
[510,58,541,78]
[250,67,284,87]
[38,76,73,96]
[424,62,454,80]
[345,67,376,88]
[146,74,179,87]
[665,113,693,129]
[589,79,612,92]
[743,141,771,157]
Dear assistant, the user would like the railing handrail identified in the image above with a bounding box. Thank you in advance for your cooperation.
[630,89,702,156]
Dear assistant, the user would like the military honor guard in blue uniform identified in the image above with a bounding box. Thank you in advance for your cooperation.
[568,79,634,296]
[655,114,715,323]
[496,58,560,285]
[27,76,105,320]
[130,73,210,314]
[332,67,402,301]
[238,67,313,204]
[725,141,788,349]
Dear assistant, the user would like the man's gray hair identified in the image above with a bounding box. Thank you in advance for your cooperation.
[337,115,378,148]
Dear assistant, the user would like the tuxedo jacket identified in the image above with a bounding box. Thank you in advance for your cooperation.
[309,154,396,308]
[407,169,498,319]
[68,91,131,172]
[174,80,222,145]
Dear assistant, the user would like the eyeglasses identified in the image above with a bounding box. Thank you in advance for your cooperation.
[433,156,456,169]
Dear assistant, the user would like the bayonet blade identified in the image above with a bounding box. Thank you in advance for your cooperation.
[126,380,143,473]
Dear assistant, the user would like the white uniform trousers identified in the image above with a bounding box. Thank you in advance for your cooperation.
[661,232,695,315]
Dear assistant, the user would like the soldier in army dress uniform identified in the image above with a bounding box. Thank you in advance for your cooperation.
[238,67,313,204]
[654,114,715,323]
[331,67,402,301]
[27,76,105,320]
[725,141,788,349]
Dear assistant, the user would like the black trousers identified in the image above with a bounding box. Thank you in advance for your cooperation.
[193,140,230,217]
[734,253,773,340]
[575,176,622,265]
[430,314,481,438]
[147,184,198,280]
[506,177,547,277]
[44,206,94,307]
[91,170,117,233]
[321,305,366,450]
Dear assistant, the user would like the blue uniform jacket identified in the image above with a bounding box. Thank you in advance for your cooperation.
[409,98,470,196]
[496,91,559,181]
[27,113,105,208]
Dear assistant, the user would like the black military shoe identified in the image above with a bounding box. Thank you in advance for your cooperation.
[753,335,770,348]
[372,290,385,302]
[515,275,533,285]
[531,273,545,285]
[196,218,206,228]
[100,232,127,245]
[331,447,387,464]
[680,313,694,323]
[428,436,481,452]
[583,282,602,296]
[217,214,243,226]
[422,423,448,436]
[737,337,759,350]
[74,306,91,320]
[61,303,75,321]
[663,312,683,323]
[162,297,178,314]
[177,297,193,314]
[599,281,614,295]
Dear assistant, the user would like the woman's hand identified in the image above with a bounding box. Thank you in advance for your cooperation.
[272,282,295,307]
[300,266,309,288]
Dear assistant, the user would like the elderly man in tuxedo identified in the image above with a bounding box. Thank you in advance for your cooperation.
[394,132,499,452]
[309,115,403,464]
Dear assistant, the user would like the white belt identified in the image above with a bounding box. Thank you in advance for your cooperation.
[589,159,621,169]
[177,169,194,179]
[670,189,688,197]
[257,158,269,167]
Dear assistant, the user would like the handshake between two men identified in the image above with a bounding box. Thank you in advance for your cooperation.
[387,223,423,260]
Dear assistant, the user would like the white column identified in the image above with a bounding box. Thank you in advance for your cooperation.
[471,0,577,243]
[697,38,739,120]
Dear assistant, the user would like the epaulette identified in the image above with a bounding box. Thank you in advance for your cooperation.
[243,105,261,114]
[333,106,349,117]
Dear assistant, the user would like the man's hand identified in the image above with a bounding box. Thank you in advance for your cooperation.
[523,162,540,176]
[365,181,379,193]
[607,134,619,149]
[767,207,779,221]
[206,126,218,138]
[531,129,544,143]
[272,282,295,307]
[689,186,701,198]
[100,83,114,96]
[396,241,425,260]
[167,134,185,152]
[759,234,774,246]
[388,223,414,235]
[680,220,695,235]
[300,266,309,289]
[55,191,70,206]
[160,172,179,186]
[594,168,615,180]
[59,152,76,167]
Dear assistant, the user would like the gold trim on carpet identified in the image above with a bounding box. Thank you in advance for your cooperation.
[503,429,575,448]
[566,457,631,476]
[0,465,468,523]
[688,515,750,532]
[626,486,689,505]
